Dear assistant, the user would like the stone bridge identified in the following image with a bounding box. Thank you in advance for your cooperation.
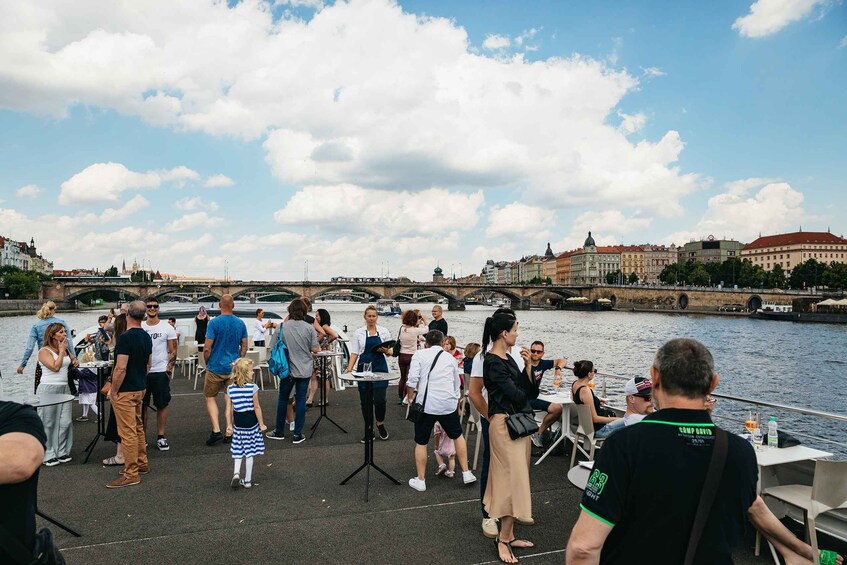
[42,280,585,310]
[585,285,805,312]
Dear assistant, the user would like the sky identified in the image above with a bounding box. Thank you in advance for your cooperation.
[0,0,845,281]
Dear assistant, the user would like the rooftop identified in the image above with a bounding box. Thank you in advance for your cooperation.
[37,375,793,564]
[744,231,847,250]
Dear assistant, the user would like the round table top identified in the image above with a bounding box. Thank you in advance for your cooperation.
[79,362,112,369]
[567,464,592,490]
[314,350,344,358]
[340,371,399,383]
[537,390,573,404]
[0,393,76,407]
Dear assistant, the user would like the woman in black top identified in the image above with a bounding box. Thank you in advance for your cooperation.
[571,360,618,431]
[481,313,535,563]
[194,306,209,351]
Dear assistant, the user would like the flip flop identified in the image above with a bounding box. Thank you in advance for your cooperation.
[102,456,124,466]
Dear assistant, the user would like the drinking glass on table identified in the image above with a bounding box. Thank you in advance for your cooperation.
[363,362,373,375]
[752,427,763,450]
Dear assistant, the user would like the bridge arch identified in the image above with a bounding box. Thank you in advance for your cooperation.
[388,286,458,302]
[65,287,141,303]
[460,286,524,303]
[526,287,580,299]
[230,286,300,301]
[149,284,221,302]
[309,285,384,301]
[747,295,763,312]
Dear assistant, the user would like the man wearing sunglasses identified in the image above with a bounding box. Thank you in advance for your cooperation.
[594,376,654,439]
[524,341,566,448]
[141,298,177,452]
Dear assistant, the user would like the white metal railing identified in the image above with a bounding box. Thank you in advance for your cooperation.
[580,368,847,452]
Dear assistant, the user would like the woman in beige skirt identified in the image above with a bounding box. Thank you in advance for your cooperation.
[482,313,536,563]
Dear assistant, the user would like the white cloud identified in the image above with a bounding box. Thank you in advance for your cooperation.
[170,233,214,254]
[732,0,827,38]
[666,179,806,244]
[220,232,307,253]
[553,210,652,252]
[57,162,200,205]
[204,174,235,188]
[100,194,149,222]
[175,196,219,211]
[641,66,666,78]
[0,0,700,215]
[165,212,226,232]
[16,184,43,198]
[482,34,511,50]
[486,203,555,239]
[839,36,847,48]
[274,184,484,236]
[617,111,647,134]
[514,28,540,47]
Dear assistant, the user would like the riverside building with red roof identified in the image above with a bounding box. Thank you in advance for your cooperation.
[741,230,847,274]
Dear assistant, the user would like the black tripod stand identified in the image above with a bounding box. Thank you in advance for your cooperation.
[310,352,346,438]
[83,365,110,464]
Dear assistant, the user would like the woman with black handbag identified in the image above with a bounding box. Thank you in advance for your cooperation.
[482,314,536,563]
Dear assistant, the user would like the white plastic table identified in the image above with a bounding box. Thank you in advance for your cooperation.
[533,390,573,465]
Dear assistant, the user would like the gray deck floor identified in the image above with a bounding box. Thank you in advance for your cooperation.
[40,373,781,564]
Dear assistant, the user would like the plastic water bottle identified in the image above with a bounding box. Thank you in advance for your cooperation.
[767,416,778,449]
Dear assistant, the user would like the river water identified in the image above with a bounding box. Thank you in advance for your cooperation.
[2,302,845,453]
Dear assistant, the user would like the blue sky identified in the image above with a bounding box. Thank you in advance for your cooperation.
[0,0,844,280]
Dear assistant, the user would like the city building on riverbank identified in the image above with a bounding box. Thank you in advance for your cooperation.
[741,230,847,274]
[677,236,743,264]
[0,236,52,275]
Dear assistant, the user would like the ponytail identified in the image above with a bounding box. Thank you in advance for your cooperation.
[482,313,516,353]
[573,360,594,378]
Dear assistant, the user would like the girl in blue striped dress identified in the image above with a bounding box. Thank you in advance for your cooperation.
[225,358,267,489]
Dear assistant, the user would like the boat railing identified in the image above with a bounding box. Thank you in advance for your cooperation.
[586,369,847,453]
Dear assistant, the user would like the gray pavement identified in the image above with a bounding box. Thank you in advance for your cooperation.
[39,373,780,564]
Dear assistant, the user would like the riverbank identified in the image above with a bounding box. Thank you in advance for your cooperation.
[614,306,751,318]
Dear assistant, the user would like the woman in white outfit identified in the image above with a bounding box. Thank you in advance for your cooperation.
[37,322,77,466]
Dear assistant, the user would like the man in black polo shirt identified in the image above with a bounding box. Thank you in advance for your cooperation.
[107,300,152,489]
[0,400,48,564]
[566,338,758,564]
[428,305,448,335]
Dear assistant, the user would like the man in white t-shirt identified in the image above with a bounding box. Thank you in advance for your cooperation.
[467,308,528,538]
[141,298,178,451]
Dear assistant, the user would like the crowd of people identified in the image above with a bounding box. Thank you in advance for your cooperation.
[5,299,845,565]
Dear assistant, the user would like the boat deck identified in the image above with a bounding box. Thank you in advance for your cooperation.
[39,374,801,564]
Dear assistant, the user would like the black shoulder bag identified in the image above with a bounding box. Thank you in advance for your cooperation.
[392,327,402,358]
[683,427,728,565]
[406,350,444,423]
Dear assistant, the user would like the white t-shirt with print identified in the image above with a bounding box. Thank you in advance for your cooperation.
[141,320,177,373]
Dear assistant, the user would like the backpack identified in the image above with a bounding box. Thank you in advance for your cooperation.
[268,331,290,379]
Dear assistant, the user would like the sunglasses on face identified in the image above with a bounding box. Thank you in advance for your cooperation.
[146,304,159,309]
[530,349,544,354]
[635,394,652,401]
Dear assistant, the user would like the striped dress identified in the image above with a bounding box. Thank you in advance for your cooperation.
[226,383,265,459]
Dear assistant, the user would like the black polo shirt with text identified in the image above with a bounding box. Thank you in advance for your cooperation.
[580,408,757,565]
[114,327,153,392]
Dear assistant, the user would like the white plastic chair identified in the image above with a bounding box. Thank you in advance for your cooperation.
[246,350,265,390]
[762,460,847,565]
[193,354,207,391]
[464,401,483,471]
[175,345,196,379]
[569,404,605,468]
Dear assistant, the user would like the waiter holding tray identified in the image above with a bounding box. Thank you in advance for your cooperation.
[345,305,395,443]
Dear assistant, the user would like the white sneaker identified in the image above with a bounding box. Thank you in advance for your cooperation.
[401,398,409,406]
[462,470,477,484]
[230,473,241,489]
[408,477,426,492]
[531,433,544,448]
[482,517,499,539]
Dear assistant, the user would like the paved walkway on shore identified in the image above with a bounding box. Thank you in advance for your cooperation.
[37,373,784,564]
